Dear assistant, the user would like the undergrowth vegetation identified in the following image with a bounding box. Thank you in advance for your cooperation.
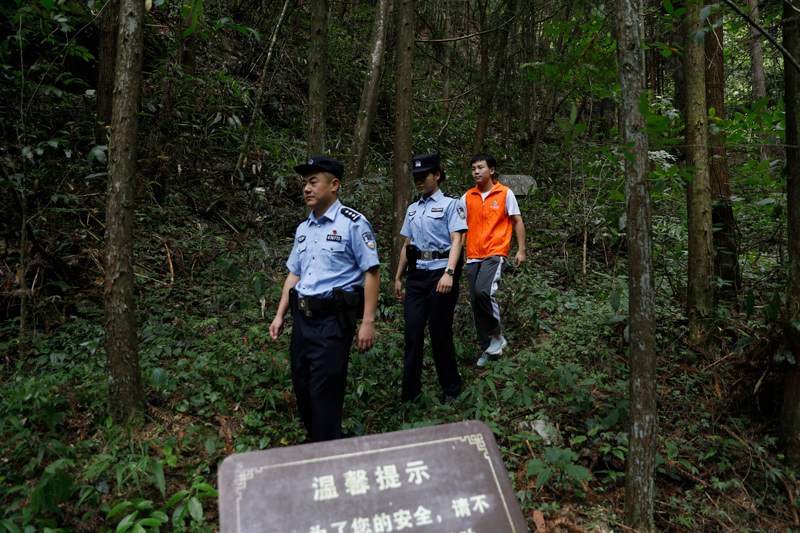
[2,149,797,530]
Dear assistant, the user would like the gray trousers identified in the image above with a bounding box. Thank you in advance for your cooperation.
[466,256,505,351]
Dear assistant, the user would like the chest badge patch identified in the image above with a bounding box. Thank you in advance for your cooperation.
[362,232,376,249]
[431,207,444,213]
[298,235,306,243]
[327,235,342,242]
[408,211,416,218]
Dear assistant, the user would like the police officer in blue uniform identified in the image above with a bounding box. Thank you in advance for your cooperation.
[270,156,380,442]
[394,153,467,406]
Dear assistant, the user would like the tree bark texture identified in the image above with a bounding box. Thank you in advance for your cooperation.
[748,0,772,162]
[95,0,120,143]
[683,3,714,344]
[616,0,656,529]
[105,0,146,425]
[780,4,800,465]
[705,17,740,293]
[391,0,414,276]
[307,0,328,158]
[345,0,391,182]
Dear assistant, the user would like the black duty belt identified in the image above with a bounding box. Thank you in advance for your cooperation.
[289,287,364,324]
[296,295,337,318]
[407,245,450,261]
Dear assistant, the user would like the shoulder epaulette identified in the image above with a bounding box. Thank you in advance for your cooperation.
[340,207,362,222]
[444,193,459,200]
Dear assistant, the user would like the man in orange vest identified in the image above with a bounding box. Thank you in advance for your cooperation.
[460,153,526,366]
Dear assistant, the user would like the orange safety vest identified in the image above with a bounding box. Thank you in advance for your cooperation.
[464,182,513,259]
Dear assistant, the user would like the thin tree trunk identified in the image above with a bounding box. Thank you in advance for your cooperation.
[617,0,656,529]
[345,0,391,182]
[391,0,414,276]
[684,1,714,344]
[748,0,771,162]
[780,0,800,466]
[96,0,119,143]
[471,0,513,154]
[472,0,490,154]
[106,0,146,426]
[181,0,198,75]
[18,174,27,357]
[705,17,739,293]
[441,10,451,118]
[234,0,292,179]
[307,0,328,157]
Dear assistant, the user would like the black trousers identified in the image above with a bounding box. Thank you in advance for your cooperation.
[290,312,355,442]
[401,268,463,403]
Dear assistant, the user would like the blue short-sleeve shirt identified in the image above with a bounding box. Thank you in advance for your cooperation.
[400,189,468,270]
[287,200,380,298]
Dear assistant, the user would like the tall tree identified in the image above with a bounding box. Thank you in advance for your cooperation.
[683,1,714,344]
[95,0,119,143]
[471,0,513,154]
[345,0,391,182]
[391,0,414,276]
[705,13,739,292]
[180,0,199,75]
[747,0,771,162]
[617,0,656,529]
[307,0,328,158]
[780,0,800,465]
[105,0,146,425]
[471,0,491,154]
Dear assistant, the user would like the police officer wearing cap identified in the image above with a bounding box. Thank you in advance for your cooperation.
[270,156,380,442]
[394,153,467,407]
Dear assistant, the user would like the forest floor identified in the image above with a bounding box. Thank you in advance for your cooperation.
[1,176,797,533]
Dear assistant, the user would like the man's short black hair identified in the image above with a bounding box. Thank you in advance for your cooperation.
[470,152,496,170]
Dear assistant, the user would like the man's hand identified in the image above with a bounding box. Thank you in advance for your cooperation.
[395,279,405,299]
[269,315,285,340]
[356,320,375,352]
[514,250,526,268]
[436,272,453,293]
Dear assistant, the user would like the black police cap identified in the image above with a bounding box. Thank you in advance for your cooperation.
[408,153,441,175]
[294,156,344,181]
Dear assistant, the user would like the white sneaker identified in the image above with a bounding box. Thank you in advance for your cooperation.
[477,351,494,367]
[485,334,507,355]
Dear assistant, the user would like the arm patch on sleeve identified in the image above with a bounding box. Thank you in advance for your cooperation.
[340,207,362,222]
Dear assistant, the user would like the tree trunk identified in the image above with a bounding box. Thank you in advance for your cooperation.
[105,0,146,426]
[748,0,771,162]
[441,9,451,118]
[683,3,714,344]
[307,0,328,158]
[471,0,490,154]
[705,15,740,293]
[780,1,800,466]
[234,0,292,179]
[617,0,656,529]
[96,0,119,143]
[345,0,391,182]
[471,0,513,155]
[391,0,414,276]
[180,0,198,75]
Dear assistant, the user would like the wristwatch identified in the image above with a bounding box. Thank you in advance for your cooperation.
[444,268,455,276]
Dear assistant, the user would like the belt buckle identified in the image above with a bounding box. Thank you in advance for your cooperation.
[421,250,433,261]
[298,298,313,317]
